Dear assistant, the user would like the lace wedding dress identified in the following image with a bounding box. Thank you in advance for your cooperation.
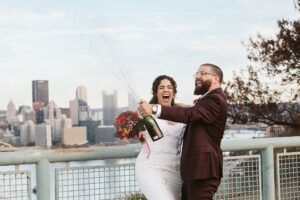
[135,118,186,200]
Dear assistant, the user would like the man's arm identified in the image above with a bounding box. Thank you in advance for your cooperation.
[138,95,223,124]
[159,95,222,124]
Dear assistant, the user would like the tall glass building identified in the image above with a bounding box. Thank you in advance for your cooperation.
[32,80,49,106]
[102,90,118,125]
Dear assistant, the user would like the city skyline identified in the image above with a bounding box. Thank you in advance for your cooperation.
[0,0,298,109]
[1,81,135,110]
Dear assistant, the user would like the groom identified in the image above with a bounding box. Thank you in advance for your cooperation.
[138,63,228,200]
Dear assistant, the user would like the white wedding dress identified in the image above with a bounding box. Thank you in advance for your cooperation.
[135,118,186,200]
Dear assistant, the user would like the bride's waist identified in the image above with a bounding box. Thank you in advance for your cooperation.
[138,148,180,160]
[136,153,180,167]
[142,143,178,154]
[144,136,179,147]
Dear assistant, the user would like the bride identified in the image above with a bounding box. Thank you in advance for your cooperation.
[135,75,186,200]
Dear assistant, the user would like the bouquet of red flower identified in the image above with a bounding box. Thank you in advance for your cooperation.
[114,111,145,141]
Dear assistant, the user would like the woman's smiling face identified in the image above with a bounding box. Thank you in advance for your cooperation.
[156,79,175,106]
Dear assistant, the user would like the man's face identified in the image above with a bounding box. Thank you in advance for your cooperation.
[194,66,215,95]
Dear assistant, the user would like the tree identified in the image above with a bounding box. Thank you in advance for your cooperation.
[294,0,300,11]
[225,19,300,127]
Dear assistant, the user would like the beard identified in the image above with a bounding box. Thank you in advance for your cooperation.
[194,79,212,95]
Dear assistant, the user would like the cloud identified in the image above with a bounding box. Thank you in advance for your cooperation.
[0,10,65,27]
[233,0,260,4]
[17,25,145,41]
[148,15,213,33]
[92,26,144,40]
[151,35,245,58]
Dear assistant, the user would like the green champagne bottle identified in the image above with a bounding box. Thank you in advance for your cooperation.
[143,115,164,141]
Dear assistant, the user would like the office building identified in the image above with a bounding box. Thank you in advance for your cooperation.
[45,101,61,120]
[95,125,116,143]
[24,109,36,123]
[76,86,87,104]
[60,108,70,118]
[128,93,138,111]
[102,90,118,125]
[6,100,16,123]
[50,115,71,143]
[20,120,35,146]
[78,104,89,121]
[35,124,52,147]
[79,120,100,143]
[62,127,87,146]
[70,99,79,125]
[32,80,49,106]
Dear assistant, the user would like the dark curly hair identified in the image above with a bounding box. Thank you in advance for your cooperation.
[149,75,177,106]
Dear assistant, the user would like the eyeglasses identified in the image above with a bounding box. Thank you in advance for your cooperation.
[193,71,216,78]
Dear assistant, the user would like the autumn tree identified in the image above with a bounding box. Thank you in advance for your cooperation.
[295,0,300,11]
[225,19,300,127]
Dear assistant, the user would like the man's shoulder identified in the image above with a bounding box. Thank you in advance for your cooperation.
[200,89,228,109]
[205,88,226,100]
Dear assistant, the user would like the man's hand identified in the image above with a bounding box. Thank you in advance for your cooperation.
[138,99,153,117]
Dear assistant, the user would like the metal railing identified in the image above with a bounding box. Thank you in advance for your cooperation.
[0,136,299,200]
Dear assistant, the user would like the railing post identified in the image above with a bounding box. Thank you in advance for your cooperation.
[262,146,276,200]
[36,159,50,200]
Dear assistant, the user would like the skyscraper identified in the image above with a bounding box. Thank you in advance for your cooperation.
[102,90,118,125]
[6,99,16,123]
[70,99,79,125]
[76,86,87,104]
[20,120,35,146]
[32,80,49,106]
[128,93,138,111]
[75,85,89,122]
[35,124,52,147]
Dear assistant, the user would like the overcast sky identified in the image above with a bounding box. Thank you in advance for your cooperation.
[0,0,298,109]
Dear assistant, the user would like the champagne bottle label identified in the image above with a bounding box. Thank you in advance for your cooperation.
[152,126,162,139]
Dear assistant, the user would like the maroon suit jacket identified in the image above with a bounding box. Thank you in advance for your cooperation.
[159,88,228,181]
